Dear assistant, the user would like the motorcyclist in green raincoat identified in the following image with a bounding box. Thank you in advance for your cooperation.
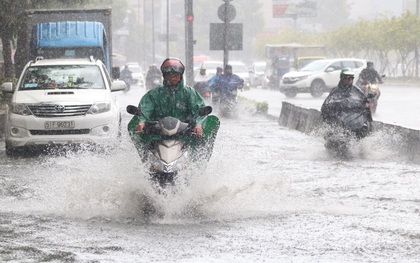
[128,57,219,161]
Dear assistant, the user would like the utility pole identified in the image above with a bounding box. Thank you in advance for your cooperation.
[152,0,155,63]
[416,0,419,78]
[185,0,194,86]
[166,0,170,58]
[142,0,146,69]
[222,1,229,69]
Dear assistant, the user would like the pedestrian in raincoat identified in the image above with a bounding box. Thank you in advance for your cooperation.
[129,57,206,137]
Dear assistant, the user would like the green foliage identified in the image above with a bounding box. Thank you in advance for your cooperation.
[324,11,420,77]
[253,10,420,78]
[256,101,269,115]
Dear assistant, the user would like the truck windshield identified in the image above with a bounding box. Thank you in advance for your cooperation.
[19,65,105,90]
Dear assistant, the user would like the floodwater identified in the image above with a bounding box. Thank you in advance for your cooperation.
[0,87,419,262]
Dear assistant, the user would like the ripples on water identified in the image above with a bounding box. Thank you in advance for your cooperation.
[0,114,419,262]
[0,117,416,223]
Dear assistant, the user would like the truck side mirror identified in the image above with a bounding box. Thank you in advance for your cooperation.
[1,82,14,93]
[111,67,120,79]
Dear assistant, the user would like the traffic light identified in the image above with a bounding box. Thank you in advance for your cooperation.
[187,14,193,22]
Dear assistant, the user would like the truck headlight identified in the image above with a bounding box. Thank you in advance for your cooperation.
[88,102,111,114]
[11,103,33,116]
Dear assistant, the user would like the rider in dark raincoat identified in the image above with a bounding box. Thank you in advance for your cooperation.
[321,67,372,139]
[212,64,244,104]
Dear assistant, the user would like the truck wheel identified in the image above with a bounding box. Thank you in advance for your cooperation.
[310,80,325,97]
[284,89,297,98]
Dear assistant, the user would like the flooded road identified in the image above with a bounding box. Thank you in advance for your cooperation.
[0,86,419,262]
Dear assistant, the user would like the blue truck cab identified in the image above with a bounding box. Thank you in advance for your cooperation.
[15,8,117,78]
[32,21,111,71]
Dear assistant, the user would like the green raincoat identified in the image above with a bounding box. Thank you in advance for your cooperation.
[128,79,206,130]
[127,78,220,161]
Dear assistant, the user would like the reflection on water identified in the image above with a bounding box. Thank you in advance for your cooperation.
[0,116,419,262]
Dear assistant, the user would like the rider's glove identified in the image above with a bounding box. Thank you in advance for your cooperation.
[193,124,203,137]
[135,121,145,133]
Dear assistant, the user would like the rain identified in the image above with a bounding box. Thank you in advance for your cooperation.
[0,0,419,262]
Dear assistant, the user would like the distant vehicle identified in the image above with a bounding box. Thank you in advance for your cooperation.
[264,44,326,90]
[121,62,144,86]
[0,57,126,156]
[250,61,266,87]
[280,58,367,98]
[198,60,223,78]
[198,60,250,89]
[229,61,251,89]
[14,8,117,77]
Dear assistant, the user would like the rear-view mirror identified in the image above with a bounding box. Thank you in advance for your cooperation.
[199,106,212,116]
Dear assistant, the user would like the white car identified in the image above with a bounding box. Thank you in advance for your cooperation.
[250,61,266,87]
[280,58,367,98]
[199,60,251,89]
[229,61,251,89]
[0,57,126,156]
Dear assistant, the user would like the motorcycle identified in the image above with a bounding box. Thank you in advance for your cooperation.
[357,74,385,114]
[219,87,239,118]
[193,81,211,100]
[322,91,373,157]
[146,76,161,90]
[213,82,243,118]
[127,105,220,190]
[121,73,133,92]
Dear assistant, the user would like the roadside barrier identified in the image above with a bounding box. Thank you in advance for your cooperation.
[278,101,420,163]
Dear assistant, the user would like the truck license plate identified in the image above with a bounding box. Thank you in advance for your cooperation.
[45,121,75,129]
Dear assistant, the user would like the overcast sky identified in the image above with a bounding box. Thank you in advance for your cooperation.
[348,0,405,20]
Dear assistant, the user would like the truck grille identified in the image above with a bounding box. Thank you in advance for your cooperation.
[28,104,91,117]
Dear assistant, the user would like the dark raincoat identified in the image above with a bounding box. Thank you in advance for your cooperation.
[321,81,372,138]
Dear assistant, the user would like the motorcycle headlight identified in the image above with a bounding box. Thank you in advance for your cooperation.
[11,103,33,116]
[88,102,111,114]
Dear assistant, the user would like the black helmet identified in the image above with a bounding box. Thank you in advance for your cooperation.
[160,57,185,74]
[367,61,373,68]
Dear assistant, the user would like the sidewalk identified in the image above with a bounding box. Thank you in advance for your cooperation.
[239,85,420,130]
[239,88,324,119]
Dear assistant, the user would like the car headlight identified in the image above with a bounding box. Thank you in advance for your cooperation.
[11,103,33,116]
[293,75,309,81]
[88,102,111,114]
